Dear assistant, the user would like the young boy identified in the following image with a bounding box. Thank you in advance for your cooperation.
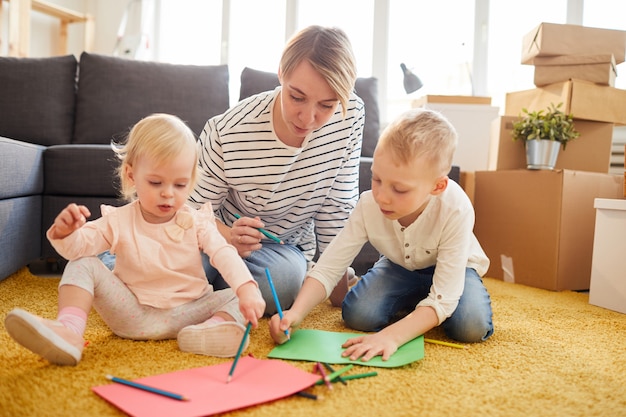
[269,108,493,361]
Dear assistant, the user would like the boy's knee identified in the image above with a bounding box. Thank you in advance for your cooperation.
[341,301,386,332]
[443,314,494,343]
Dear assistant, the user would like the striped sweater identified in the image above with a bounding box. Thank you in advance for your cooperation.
[189,87,365,261]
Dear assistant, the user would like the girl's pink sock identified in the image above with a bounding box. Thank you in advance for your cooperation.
[57,306,88,336]
[203,315,226,325]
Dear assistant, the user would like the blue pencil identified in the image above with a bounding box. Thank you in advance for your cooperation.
[105,374,189,401]
[265,268,290,340]
[227,321,252,383]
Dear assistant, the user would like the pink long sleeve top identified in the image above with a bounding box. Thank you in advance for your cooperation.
[47,201,254,309]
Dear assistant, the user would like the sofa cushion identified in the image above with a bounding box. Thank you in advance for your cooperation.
[44,145,119,196]
[73,52,230,144]
[238,67,380,156]
[0,196,42,278]
[0,137,45,199]
[0,55,77,146]
[239,67,280,102]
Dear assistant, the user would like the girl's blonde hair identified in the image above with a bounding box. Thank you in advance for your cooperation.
[377,109,458,178]
[279,25,357,118]
[113,113,198,201]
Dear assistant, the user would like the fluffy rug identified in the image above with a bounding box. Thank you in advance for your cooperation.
[1,267,625,417]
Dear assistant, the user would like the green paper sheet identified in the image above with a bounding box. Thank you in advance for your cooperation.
[267,329,424,368]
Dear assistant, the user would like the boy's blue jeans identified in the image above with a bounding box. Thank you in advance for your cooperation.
[202,242,307,316]
[342,256,494,343]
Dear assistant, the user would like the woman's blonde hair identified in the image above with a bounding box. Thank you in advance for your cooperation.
[377,109,458,178]
[113,113,198,201]
[279,25,357,117]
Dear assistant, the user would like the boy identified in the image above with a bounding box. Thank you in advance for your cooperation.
[269,108,493,361]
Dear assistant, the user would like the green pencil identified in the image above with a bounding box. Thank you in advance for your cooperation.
[226,322,252,383]
[233,213,284,244]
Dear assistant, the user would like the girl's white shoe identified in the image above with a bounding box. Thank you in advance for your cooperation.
[177,320,247,358]
[4,308,84,366]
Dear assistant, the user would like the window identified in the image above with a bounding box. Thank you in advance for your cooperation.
[486,0,566,110]
[154,0,624,122]
[386,0,475,121]
[156,0,222,65]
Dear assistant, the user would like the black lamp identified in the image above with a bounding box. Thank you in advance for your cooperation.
[400,63,423,94]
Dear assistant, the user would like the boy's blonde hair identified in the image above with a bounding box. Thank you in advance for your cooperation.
[377,108,458,178]
[113,113,198,201]
[279,25,357,118]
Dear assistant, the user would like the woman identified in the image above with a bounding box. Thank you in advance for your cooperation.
[189,25,365,314]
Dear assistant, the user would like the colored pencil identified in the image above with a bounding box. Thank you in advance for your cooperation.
[341,371,378,381]
[424,338,467,349]
[227,322,252,383]
[314,364,354,385]
[105,375,189,401]
[316,362,333,390]
[233,213,284,244]
[326,364,353,382]
[296,391,318,400]
[265,268,290,340]
[322,362,347,385]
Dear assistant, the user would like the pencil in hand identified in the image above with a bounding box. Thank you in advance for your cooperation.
[265,268,290,340]
[233,213,284,244]
[226,322,252,383]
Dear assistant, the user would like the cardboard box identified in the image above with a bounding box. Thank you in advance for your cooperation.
[505,79,626,125]
[589,198,626,314]
[533,54,617,87]
[474,170,623,291]
[459,171,475,205]
[521,22,626,65]
[412,95,491,106]
[488,116,614,173]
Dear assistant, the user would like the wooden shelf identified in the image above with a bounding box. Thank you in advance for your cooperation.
[2,0,94,57]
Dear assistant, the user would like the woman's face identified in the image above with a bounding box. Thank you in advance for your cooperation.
[275,60,339,147]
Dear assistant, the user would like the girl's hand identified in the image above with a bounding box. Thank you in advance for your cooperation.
[50,203,91,240]
[341,332,399,362]
[236,282,265,327]
[230,215,264,258]
[269,310,300,344]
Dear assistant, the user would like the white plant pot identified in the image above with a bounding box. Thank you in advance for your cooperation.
[525,139,562,170]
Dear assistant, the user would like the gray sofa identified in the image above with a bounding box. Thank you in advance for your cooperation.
[0,53,386,280]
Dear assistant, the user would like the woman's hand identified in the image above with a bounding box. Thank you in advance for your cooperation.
[49,203,91,240]
[230,215,264,257]
[341,332,399,362]
[236,282,266,327]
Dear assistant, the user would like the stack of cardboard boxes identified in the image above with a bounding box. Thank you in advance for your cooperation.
[474,23,626,292]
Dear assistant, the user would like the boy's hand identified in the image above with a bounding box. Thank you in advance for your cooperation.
[236,281,265,327]
[269,310,300,344]
[341,332,399,362]
[50,203,91,240]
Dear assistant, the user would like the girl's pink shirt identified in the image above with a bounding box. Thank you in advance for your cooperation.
[47,201,254,309]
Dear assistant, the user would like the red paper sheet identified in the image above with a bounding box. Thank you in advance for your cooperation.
[92,356,320,417]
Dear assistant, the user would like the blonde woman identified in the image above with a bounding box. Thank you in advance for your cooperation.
[190,25,365,314]
[5,113,265,366]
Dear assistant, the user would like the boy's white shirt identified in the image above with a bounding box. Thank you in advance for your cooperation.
[308,180,490,325]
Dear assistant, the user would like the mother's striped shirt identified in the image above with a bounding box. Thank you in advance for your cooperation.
[189,88,365,262]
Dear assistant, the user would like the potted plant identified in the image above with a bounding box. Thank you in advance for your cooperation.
[511,102,580,170]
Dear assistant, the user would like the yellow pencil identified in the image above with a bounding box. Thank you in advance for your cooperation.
[424,338,467,349]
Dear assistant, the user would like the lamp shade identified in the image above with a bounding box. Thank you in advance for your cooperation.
[400,63,423,94]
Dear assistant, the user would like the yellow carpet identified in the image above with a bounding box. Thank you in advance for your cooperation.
[1,267,625,417]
